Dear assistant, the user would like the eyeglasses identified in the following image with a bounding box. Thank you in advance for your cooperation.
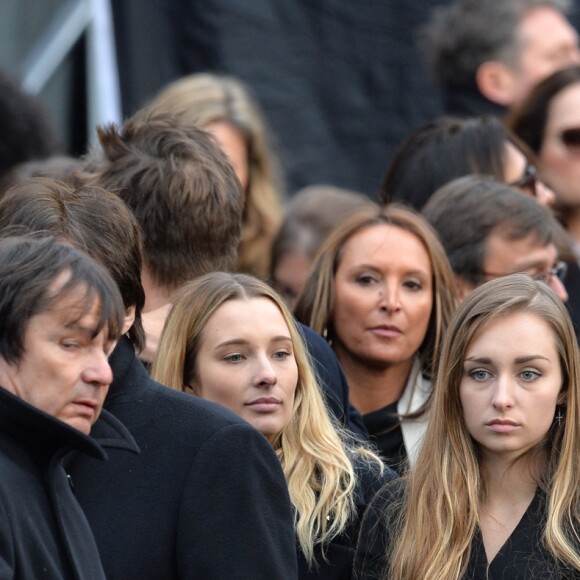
[532,260,568,285]
[508,161,537,197]
[479,261,568,284]
[560,127,580,151]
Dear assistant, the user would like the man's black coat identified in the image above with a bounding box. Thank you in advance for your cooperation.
[0,386,136,579]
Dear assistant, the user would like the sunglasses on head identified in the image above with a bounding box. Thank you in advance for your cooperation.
[560,127,580,150]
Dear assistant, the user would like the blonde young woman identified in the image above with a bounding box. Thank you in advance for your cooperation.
[148,73,284,279]
[151,272,394,579]
[294,204,457,470]
[354,274,580,579]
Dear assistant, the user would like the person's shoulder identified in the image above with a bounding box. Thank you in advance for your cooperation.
[352,452,399,505]
[297,322,333,359]
[371,478,405,507]
[353,478,405,580]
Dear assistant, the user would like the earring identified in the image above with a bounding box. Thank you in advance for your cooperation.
[322,327,333,347]
[555,405,564,425]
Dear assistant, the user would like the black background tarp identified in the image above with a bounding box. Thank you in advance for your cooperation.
[111,1,580,198]
[112,0,448,197]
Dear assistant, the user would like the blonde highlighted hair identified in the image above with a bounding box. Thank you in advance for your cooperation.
[148,73,284,279]
[151,272,380,566]
[388,274,580,579]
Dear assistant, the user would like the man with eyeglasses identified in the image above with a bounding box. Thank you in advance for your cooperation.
[423,175,575,324]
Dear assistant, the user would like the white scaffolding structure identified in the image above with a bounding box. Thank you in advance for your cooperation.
[19,0,122,144]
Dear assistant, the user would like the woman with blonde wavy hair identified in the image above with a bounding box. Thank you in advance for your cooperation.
[148,73,284,279]
[354,274,580,579]
[151,272,394,578]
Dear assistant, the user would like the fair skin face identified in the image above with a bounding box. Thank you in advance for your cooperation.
[502,141,555,206]
[332,224,433,414]
[460,312,564,561]
[0,278,115,435]
[204,120,250,191]
[513,7,580,103]
[480,6,580,106]
[461,312,562,463]
[190,297,298,437]
[539,81,580,241]
[456,232,568,302]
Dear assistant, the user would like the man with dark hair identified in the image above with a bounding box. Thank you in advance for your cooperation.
[87,109,244,361]
[0,177,146,350]
[422,175,569,302]
[0,179,298,579]
[0,235,133,579]
[91,109,243,308]
[422,0,580,116]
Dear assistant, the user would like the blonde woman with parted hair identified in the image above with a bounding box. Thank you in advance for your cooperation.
[148,73,284,279]
[151,272,394,579]
[354,274,580,579]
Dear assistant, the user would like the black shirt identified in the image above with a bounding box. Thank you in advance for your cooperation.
[354,483,580,579]
[363,401,407,473]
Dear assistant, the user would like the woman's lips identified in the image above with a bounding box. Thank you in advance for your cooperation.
[246,397,282,413]
[369,325,403,338]
[485,419,520,433]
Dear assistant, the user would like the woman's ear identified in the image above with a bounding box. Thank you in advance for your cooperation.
[122,305,136,335]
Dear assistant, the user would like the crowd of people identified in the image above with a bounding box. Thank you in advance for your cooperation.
[2,0,580,578]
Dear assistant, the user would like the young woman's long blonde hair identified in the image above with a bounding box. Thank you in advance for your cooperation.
[148,73,284,279]
[151,272,380,566]
[388,274,580,579]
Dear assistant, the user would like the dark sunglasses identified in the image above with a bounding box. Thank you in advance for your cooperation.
[508,161,537,197]
[560,127,580,150]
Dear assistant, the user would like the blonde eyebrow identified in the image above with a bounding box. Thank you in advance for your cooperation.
[215,336,292,350]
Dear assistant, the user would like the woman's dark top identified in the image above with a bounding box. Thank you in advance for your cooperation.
[354,482,580,579]
[363,401,407,472]
[298,457,398,579]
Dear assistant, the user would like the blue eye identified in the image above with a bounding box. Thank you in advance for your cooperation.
[469,369,491,381]
[272,350,291,361]
[520,369,541,382]
[224,353,244,363]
